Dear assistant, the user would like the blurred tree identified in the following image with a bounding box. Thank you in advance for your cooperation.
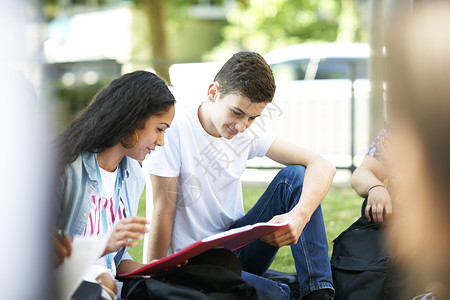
[140,0,171,84]
[337,0,359,42]
[42,0,196,84]
[42,0,223,124]
[132,0,198,84]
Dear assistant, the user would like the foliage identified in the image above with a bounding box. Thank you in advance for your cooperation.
[206,0,364,60]
[54,82,100,111]
[132,0,199,28]
[206,0,337,58]
[241,185,361,273]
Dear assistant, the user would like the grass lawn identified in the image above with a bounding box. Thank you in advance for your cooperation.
[128,185,363,273]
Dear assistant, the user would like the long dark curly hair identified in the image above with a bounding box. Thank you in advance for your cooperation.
[57,70,175,174]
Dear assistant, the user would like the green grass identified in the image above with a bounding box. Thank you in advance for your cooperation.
[128,189,147,262]
[251,186,363,273]
[128,185,363,273]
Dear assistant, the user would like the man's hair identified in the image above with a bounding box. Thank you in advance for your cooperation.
[214,51,276,103]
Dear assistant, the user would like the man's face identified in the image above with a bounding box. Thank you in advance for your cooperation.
[209,88,267,139]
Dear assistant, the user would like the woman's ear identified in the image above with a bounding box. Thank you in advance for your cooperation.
[207,82,219,102]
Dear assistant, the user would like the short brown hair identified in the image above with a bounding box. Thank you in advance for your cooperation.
[214,51,276,103]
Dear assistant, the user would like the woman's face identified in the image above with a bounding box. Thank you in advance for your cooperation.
[125,105,175,161]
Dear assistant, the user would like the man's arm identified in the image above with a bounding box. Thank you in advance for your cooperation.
[117,259,147,275]
[351,155,391,222]
[262,137,336,247]
[146,175,178,261]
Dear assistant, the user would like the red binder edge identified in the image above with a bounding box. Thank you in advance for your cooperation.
[117,220,291,278]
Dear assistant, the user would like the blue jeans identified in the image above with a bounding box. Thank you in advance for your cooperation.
[242,271,290,300]
[231,165,334,299]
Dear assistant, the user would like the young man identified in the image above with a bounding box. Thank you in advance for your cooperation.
[144,52,335,300]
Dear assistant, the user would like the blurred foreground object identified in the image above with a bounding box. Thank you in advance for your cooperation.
[0,0,53,298]
[387,2,450,299]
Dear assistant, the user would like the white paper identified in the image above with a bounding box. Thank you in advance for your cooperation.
[55,234,110,300]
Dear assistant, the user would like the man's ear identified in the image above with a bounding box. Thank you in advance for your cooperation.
[207,82,219,102]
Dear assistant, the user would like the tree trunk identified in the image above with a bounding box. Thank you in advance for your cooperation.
[337,0,357,42]
[368,0,385,140]
[144,0,171,85]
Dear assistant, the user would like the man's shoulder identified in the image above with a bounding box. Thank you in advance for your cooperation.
[238,120,276,142]
[175,102,198,119]
[169,102,199,132]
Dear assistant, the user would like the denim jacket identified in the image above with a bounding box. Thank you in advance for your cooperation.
[56,151,145,265]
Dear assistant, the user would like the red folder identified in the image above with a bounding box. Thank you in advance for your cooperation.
[118,220,291,278]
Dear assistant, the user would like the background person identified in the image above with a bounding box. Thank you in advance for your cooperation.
[333,124,407,300]
[351,127,394,223]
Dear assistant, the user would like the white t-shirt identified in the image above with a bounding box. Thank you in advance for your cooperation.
[145,102,276,254]
[83,166,126,281]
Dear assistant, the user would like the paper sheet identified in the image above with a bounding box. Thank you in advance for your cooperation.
[55,234,110,300]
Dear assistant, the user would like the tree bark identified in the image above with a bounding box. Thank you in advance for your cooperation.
[337,0,357,42]
[368,0,385,140]
[145,0,171,85]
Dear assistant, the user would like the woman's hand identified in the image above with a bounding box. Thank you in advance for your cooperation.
[366,186,392,223]
[103,216,150,256]
[54,229,72,267]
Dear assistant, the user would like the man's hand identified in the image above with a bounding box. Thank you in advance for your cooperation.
[260,212,307,247]
[366,186,392,223]
[103,216,150,256]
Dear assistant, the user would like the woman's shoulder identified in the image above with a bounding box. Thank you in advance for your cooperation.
[64,152,101,183]
[122,157,145,183]
[63,153,85,178]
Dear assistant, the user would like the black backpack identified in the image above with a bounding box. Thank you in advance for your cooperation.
[330,199,407,300]
[121,248,264,300]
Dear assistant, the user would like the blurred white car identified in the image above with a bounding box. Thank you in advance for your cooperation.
[252,43,370,170]
[265,43,368,81]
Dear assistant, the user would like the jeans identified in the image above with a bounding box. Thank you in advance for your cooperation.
[231,165,334,299]
[242,271,290,300]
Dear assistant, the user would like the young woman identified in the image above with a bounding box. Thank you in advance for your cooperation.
[55,70,175,298]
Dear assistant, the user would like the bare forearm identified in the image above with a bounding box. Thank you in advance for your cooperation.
[351,156,388,197]
[147,175,178,262]
[117,259,146,275]
[351,169,384,197]
[147,207,175,261]
[292,159,335,221]
[266,138,334,220]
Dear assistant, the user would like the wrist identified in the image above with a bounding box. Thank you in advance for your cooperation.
[368,184,385,194]
[291,207,311,224]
